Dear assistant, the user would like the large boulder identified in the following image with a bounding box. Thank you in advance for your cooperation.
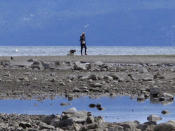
[159,93,174,102]
[118,121,140,131]
[147,115,162,122]
[150,87,161,98]
[61,107,88,123]
[154,120,175,131]
[73,61,91,70]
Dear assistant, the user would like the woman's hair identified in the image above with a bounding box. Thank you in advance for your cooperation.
[82,32,85,36]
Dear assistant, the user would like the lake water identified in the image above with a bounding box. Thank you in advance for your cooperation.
[0,96,174,123]
[0,46,175,56]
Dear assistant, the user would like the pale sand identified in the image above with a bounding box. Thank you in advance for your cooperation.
[1,55,175,64]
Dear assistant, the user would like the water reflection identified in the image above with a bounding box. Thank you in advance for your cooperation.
[0,96,174,123]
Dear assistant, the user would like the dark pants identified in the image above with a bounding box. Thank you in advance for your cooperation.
[81,44,87,55]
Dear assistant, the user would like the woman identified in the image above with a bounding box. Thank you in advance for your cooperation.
[80,32,87,55]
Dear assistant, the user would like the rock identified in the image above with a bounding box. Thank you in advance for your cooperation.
[103,75,113,81]
[159,93,174,102]
[97,107,104,111]
[31,61,44,70]
[80,74,98,80]
[88,74,98,80]
[73,88,81,92]
[89,104,96,108]
[39,122,55,130]
[137,66,148,73]
[138,121,156,131]
[27,58,34,62]
[119,121,140,131]
[130,73,153,81]
[50,78,55,82]
[49,116,60,128]
[59,81,65,86]
[86,116,95,124]
[147,115,162,122]
[61,107,88,123]
[154,73,165,79]
[80,75,90,80]
[137,94,146,102]
[73,123,82,131]
[80,86,88,90]
[108,125,124,131]
[58,118,74,128]
[110,73,130,82]
[96,104,102,108]
[96,116,104,125]
[74,61,91,70]
[86,123,99,129]
[41,114,58,125]
[90,83,102,88]
[18,77,29,81]
[41,61,56,70]
[142,73,154,81]
[0,123,8,129]
[67,94,74,101]
[55,61,60,66]
[154,120,175,131]
[96,104,104,111]
[64,107,77,113]
[94,61,104,66]
[60,102,70,106]
[161,110,169,115]
[0,60,10,67]
[19,122,32,129]
[67,75,77,80]
[150,87,161,98]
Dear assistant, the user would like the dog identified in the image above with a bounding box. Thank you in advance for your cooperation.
[67,49,76,56]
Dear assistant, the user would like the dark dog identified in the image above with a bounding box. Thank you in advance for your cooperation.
[68,50,76,56]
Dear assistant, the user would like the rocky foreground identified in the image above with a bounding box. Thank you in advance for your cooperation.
[0,107,174,131]
[0,107,173,131]
[0,55,175,130]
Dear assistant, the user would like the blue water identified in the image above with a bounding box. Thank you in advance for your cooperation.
[0,96,174,123]
[0,46,175,56]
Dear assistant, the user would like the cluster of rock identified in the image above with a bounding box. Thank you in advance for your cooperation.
[0,108,104,131]
[0,108,174,131]
[0,58,175,101]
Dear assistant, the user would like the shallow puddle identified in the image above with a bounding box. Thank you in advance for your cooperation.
[0,96,174,123]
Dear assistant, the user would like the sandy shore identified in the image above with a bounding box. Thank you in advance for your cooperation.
[1,55,175,63]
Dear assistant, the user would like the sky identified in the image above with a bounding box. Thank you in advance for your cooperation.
[0,0,175,46]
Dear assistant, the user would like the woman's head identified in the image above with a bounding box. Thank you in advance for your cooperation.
[82,32,85,36]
